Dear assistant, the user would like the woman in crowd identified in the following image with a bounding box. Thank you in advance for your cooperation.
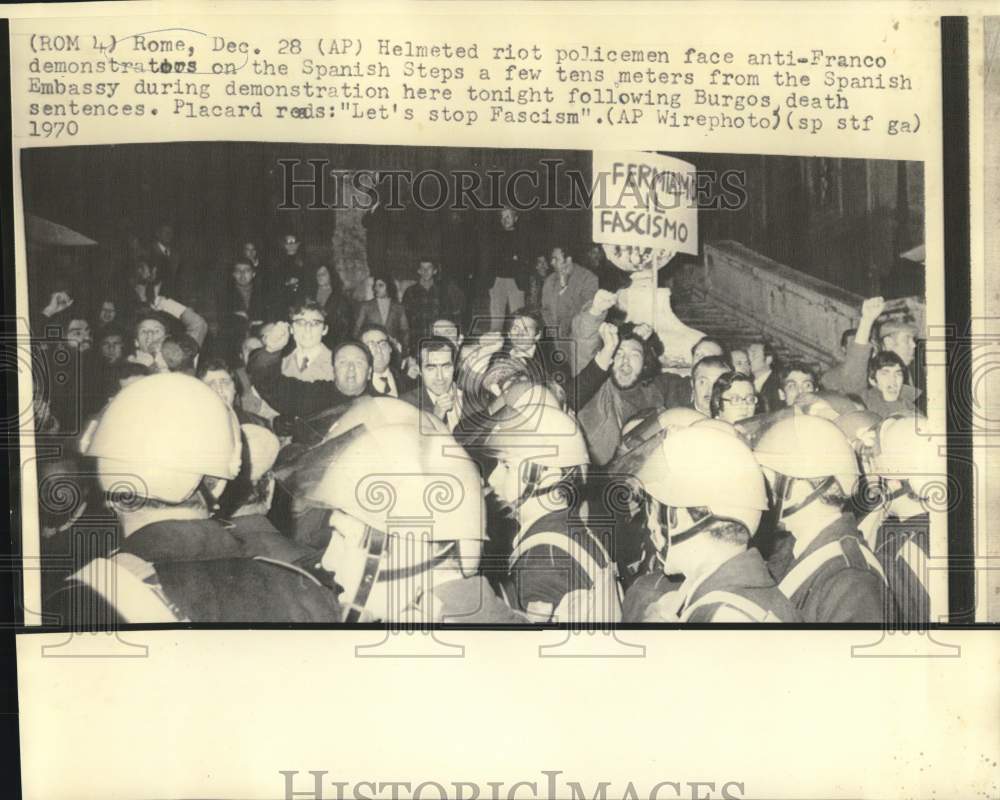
[354,273,409,355]
[93,297,119,332]
[710,371,759,425]
[307,264,353,348]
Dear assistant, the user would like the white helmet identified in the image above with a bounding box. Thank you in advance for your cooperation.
[753,415,860,497]
[496,378,564,415]
[871,415,945,503]
[485,403,589,470]
[605,406,705,478]
[692,417,740,437]
[280,423,485,622]
[283,423,484,544]
[241,424,281,482]
[83,373,241,504]
[658,406,704,431]
[637,425,768,538]
[321,395,448,441]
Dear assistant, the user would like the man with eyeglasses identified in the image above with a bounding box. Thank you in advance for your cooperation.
[281,300,334,382]
[710,372,758,424]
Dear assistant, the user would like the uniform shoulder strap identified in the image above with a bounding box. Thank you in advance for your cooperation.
[114,551,159,582]
[840,535,888,584]
[681,590,778,623]
[252,556,324,587]
[71,554,187,624]
[778,540,849,599]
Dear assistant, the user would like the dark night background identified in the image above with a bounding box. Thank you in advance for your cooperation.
[20,142,924,313]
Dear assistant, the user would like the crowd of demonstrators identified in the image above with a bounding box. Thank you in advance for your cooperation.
[33,220,937,627]
[821,296,924,412]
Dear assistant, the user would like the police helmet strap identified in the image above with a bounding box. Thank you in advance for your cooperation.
[780,475,836,519]
[342,524,388,624]
[376,540,456,583]
[767,472,791,525]
[654,502,751,551]
[513,460,548,508]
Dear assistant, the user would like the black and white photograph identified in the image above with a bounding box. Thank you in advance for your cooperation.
[6,5,999,800]
[18,142,941,626]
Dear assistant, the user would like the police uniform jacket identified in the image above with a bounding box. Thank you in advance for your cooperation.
[504,505,616,622]
[50,516,341,626]
[767,513,887,623]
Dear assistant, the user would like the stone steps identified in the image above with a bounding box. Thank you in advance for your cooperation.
[672,287,819,368]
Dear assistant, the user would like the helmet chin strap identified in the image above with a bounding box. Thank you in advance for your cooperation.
[198,478,226,515]
[515,461,572,509]
[649,499,745,561]
[341,526,463,623]
[778,475,835,520]
[343,524,388,624]
[513,461,545,508]
[668,513,720,547]
[883,482,913,506]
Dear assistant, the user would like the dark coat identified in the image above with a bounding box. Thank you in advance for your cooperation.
[148,241,182,294]
[402,280,466,344]
[247,347,373,440]
[678,549,802,622]
[767,513,888,623]
[478,227,531,291]
[354,300,409,354]
[47,516,341,625]
[369,364,415,398]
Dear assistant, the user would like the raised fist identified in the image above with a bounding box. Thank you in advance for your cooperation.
[263,321,291,353]
[598,322,620,353]
[860,296,886,321]
[42,291,73,318]
[634,323,654,341]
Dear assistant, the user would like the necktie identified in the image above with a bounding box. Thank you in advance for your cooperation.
[380,376,390,395]
[300,356,309,373]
